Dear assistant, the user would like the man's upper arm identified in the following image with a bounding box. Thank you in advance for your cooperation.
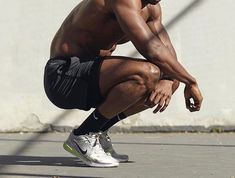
[110,0,162,56]
[147,4,177,58]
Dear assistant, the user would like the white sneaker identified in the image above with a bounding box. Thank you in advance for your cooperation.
[63,132,119,167]
[99,131,129,162]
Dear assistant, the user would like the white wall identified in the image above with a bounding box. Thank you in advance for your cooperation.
[0,0,235,132]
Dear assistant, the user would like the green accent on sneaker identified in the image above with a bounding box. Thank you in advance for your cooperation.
[63,142,82,158]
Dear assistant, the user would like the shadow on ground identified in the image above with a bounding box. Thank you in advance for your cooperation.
[114,142,235,148]
[0,155,134,166]
[0,155,85,167]
[0,172,102,178]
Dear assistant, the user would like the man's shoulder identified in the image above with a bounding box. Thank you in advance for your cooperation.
[146,3,162,21]
[107,0,161,17]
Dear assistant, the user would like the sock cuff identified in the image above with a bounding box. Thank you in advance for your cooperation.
[95,109,107,120]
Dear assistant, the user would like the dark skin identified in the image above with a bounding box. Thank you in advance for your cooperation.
[50,0,203,118]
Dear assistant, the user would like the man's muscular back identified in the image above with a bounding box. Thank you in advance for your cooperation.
[50,0,157,59]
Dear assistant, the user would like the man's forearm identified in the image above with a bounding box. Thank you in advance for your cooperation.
[146,38,196,85]
[157,26,177,59]
[153,24,196,86]
[157,26,181,89]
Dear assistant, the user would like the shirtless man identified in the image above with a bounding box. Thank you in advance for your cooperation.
[44,0,203,167]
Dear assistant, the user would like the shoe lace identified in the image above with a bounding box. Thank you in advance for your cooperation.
[103,132,113,150]
[93,134,100,147]
[90,132,107,156]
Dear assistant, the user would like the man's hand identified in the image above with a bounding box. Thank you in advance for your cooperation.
[184,83,203,112]
[145,80,174,113]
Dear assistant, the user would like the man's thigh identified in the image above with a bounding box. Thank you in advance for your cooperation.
[99,56,159,97]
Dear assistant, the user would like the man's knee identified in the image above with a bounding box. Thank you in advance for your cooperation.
[137,62,161,91]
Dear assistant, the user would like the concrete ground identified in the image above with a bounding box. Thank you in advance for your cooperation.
[0,133,235,178]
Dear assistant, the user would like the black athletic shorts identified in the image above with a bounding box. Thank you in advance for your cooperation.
[43,56,104,111]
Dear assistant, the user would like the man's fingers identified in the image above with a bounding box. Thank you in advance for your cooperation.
[145,92,155,108]
[153,97,165,113]
[153,104,162,113]
[190,97,202,112]
[189,106,199,112]
[188,101,201,112]
[145,91,160,108]
[146,93,162,109]
[160,96,171,112]
[185,98,191,109]
[186,97,198,112]
[194,99,202,110]
[150,90,157,102]
[154,93,162,105]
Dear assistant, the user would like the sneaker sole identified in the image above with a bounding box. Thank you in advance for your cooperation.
[106,149,129,163]
[63,143,119,168]
[112,156,129,163]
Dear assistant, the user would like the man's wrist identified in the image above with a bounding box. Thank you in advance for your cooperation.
[186,78,197,87]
